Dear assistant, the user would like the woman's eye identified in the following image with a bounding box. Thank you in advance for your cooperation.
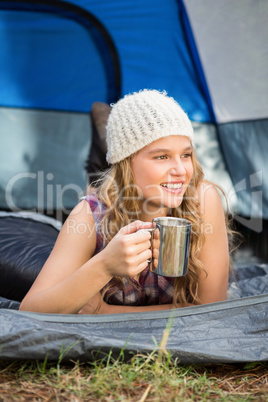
[182,153,192,159]
[156,155,168,160]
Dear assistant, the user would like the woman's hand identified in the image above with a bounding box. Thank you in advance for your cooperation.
[101,220,153,278]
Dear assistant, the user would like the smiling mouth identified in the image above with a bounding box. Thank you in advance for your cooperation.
[160,183,182,189]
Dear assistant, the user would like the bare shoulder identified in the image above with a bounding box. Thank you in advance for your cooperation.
[47,199,97,264]
[20,199,98,303]
[195,182,229,303]
[66,199,96,229]
[58,199,97,252]
[196,180,224,218]
[40,199,98,276]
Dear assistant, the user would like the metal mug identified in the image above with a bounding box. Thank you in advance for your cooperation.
[145,217,191,277]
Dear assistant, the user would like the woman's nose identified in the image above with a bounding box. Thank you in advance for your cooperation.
[169,159,186,176]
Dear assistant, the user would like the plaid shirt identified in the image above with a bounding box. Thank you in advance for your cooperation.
[82,194,175,306]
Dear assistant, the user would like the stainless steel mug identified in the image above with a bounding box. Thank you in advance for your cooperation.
[148,217,191,277]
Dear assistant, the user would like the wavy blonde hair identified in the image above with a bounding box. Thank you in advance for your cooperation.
[88,142,228,307]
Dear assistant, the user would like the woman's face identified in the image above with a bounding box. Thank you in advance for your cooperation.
[131,135,194,217]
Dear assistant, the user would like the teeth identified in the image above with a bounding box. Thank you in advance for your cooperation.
[161,183,182,189]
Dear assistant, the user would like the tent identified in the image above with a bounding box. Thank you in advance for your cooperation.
[0,0,268,363]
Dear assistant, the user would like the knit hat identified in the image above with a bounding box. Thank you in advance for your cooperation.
[106,89,194,164]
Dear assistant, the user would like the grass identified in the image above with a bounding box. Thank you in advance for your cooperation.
[0,313,267,401]
[0,353,267,401]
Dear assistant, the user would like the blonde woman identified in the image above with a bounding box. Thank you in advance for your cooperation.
[20,90,229,314]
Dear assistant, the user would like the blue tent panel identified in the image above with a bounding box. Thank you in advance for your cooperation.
[0,1,121,111]
[0,0,212,122]
[77,0,212,122]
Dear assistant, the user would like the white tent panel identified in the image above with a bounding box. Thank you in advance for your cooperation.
[185,0,268,123]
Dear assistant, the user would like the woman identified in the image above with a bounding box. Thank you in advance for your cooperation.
[20,89,229,314]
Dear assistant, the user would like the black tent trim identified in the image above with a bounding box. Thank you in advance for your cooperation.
[0,0,122,105]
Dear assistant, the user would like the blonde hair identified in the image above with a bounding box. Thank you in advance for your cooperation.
[89,142,230,307]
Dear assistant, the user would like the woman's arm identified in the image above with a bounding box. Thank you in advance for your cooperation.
[19,200,110,313]
[196,182,229,304]
[19,201,153,314]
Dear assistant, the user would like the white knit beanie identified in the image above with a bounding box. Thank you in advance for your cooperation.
[106,89,194,164]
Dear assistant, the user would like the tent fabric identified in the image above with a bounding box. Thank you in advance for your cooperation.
[1,0,267,216]
[192,122,239,213]
[0,212,267,363]
[0,0,267,364]
[0,0,210,121]
[0,297,20,310]
[0,1,121,110]
[0,108,91,210]
[183,0,268,220]
[0,289,268,364]
[218,120,268,221]
[184,0,268,123]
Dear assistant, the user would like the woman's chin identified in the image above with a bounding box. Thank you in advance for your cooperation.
[141,193,184,214]
[161,194,184,209]
[150,199,183,211]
